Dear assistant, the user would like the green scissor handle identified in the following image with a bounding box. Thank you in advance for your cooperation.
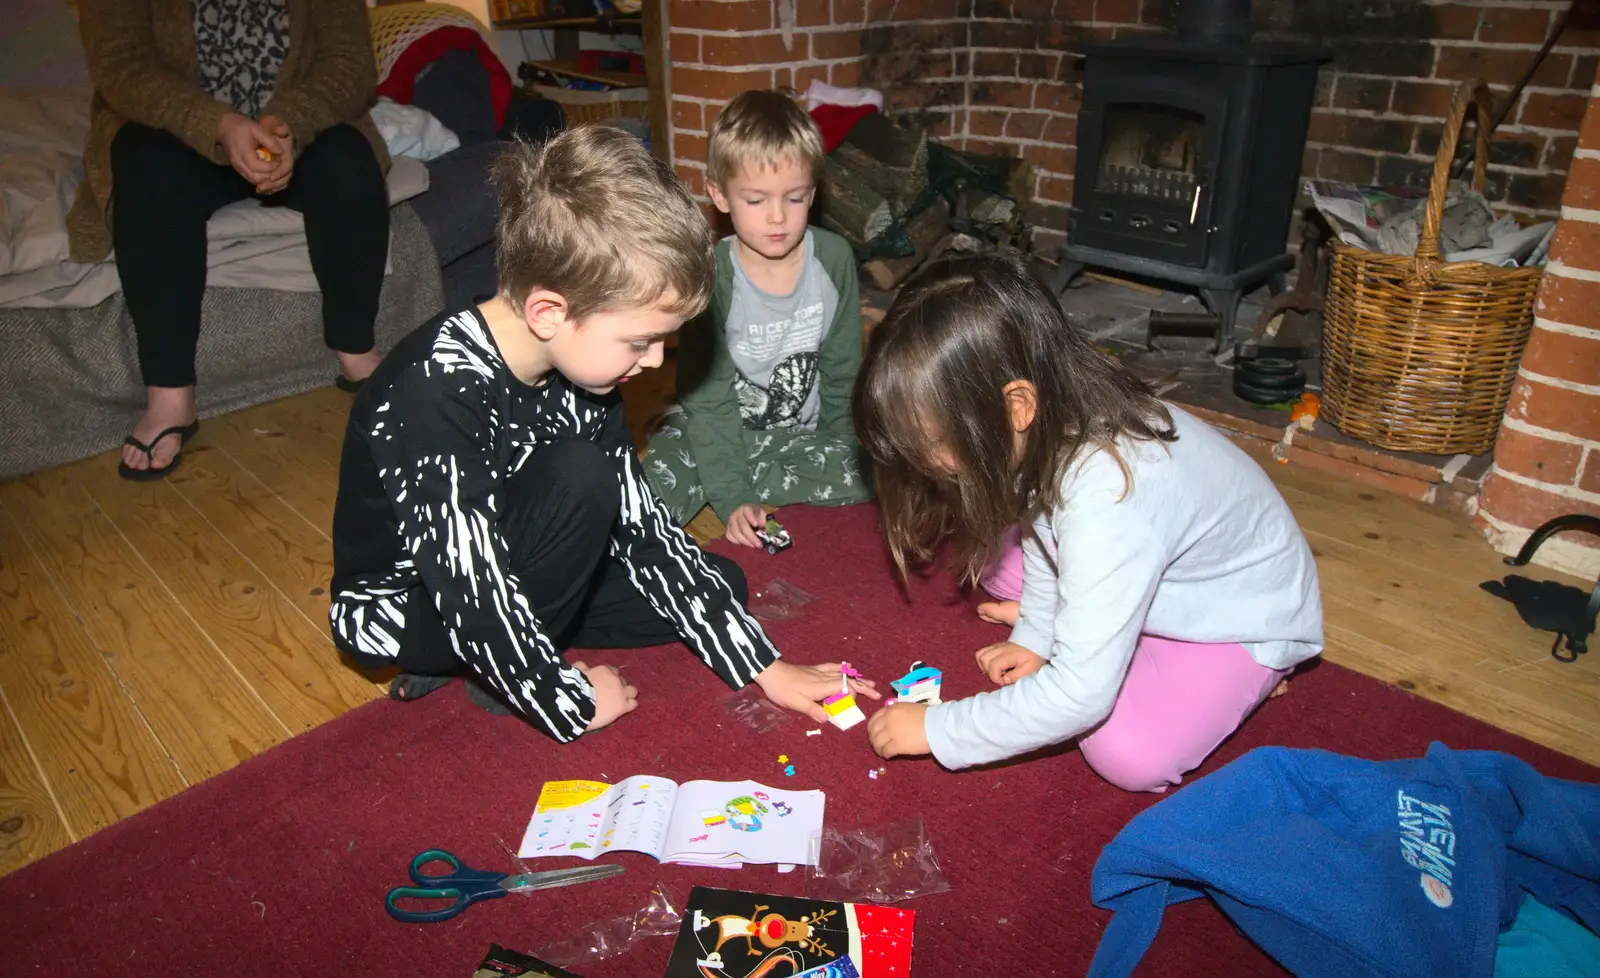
[385,849,511,923]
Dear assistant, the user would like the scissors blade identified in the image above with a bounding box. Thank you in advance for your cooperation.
[503,863,626,893]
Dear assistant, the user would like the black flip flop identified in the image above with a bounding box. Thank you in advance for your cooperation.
[335,374,365,393]
[117,420,200,482]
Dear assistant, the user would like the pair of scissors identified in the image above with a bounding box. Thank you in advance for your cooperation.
[385,849,625,923]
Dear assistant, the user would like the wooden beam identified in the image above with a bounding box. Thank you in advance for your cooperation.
[643,0,670,163]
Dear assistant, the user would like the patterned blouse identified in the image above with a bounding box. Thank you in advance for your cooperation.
[328,308,782,742]
[193,0,289,118]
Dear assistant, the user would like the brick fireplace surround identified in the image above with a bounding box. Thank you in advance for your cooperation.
[1477,83,1600,578]
[659,0,1600,574]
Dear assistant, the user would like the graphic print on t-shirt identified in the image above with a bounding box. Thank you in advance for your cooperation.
[733,301,824,429]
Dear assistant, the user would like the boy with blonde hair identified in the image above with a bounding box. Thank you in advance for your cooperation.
[644,89,872,546]
[329,126,877,741]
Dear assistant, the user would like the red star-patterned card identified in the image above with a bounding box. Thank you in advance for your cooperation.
[664,887,916,978]
[848,903,916,977]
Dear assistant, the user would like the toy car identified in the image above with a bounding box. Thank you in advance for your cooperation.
[891,661,943,704]
[756,517,793,555]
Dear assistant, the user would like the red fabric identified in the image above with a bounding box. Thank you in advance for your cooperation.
[1,502,1594,976]
[811,103,878,155]
[376,25,512,130]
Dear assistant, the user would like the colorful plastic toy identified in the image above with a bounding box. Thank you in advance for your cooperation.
[756,516,793,555]
[890,661,943,704]
[823,690,866,730]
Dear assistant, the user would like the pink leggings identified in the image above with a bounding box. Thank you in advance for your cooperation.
[1078,635,1288,793]
[979,525,1026,602]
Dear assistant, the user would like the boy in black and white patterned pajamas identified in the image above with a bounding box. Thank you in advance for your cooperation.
[327,127,878,740]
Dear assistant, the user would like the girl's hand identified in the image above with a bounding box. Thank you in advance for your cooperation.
[574,661,637,732]
[754,659,879,723]
[723,503,767,548]
[253,113,294,195]
[217,112,276,185]
[867,702,930,758]
[976,641,1047,686]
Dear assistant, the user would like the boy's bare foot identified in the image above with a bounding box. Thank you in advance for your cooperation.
[121,386,198,473]
[1268,678,1291,699]
[336,349,383,385]
[977,600,1020,627]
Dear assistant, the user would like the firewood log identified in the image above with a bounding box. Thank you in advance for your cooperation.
[833,114,929,218]
[860,200,952,290]
[818,156,893,246]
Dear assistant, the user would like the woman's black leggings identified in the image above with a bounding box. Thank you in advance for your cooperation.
[109,122,390,388]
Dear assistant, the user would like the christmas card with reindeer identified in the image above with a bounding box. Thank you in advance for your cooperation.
[663,886,915,978]
[517,777,825,869]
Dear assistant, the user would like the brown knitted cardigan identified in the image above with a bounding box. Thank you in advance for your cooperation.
[68,0,391,262]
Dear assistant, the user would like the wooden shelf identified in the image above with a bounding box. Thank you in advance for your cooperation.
[491,14,642,34]
[523,59,646,89]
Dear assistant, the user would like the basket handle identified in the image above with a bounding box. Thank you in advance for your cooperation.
[1414,80,1495,270]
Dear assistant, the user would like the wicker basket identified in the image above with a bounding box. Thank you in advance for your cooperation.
[369,3,491,82]
[1321,80,1541,456]
[530,84,649,126]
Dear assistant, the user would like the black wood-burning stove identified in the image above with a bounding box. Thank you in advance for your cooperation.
[1053,0,1329,349]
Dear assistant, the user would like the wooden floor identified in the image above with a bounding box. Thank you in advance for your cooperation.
[1,382,1596,879]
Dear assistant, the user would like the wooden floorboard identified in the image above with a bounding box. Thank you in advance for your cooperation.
[68,457,377,732]
[0,501,187,840]
[207,408,342,534]
[0,683,72,877]
[164,443,336,632]
[0,385,1594,881]
[4,471,289,783]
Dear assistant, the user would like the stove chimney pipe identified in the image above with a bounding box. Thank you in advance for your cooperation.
[1172,0,1254,44]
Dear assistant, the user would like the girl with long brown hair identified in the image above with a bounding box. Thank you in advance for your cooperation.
[854,255,1323,791]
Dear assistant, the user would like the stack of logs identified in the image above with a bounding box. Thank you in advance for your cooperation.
[818,114,1035,291]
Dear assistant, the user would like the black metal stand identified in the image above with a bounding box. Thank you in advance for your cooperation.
[1053,243,1293,353]
[1503,514,1600,662]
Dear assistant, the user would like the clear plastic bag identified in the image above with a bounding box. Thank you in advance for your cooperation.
[535,881,686,968]
[724,684,790,733]
[807,816,952,904]
[747,578,817,622]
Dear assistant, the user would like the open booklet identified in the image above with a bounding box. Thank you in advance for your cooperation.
[517,776,826,869]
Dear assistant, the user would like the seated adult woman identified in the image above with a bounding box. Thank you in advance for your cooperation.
[68,0,391,480]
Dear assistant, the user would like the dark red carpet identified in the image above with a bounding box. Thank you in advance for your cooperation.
[2,503,1594,977]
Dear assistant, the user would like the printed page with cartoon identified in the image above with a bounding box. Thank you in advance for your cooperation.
[660,780,826,869]
[518,776,681,861]
[517,777,825,869]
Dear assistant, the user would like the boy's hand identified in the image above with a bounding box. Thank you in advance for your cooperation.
[975,641,1048,686]
[574,661,637,732]
[723,503,767,548]
[867,702,930,759]
[754,660,880,723]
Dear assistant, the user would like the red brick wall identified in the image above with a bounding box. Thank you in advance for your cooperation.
[1476,85,1600,577]
[1291,1,1598,221]
[666,0,970,203]
[667,0,1595,252]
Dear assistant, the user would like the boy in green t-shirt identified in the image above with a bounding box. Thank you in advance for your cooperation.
[643,89,872,546]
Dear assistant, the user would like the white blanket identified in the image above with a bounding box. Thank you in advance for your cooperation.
[0,86,429,309]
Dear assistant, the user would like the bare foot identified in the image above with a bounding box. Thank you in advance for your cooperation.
[1268,678,1291,699]
[976,600,1020,627]
[336,349,383,384]
[121,386,197,473]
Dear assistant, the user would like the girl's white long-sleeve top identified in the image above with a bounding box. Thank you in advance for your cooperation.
[925,406,1324,770]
